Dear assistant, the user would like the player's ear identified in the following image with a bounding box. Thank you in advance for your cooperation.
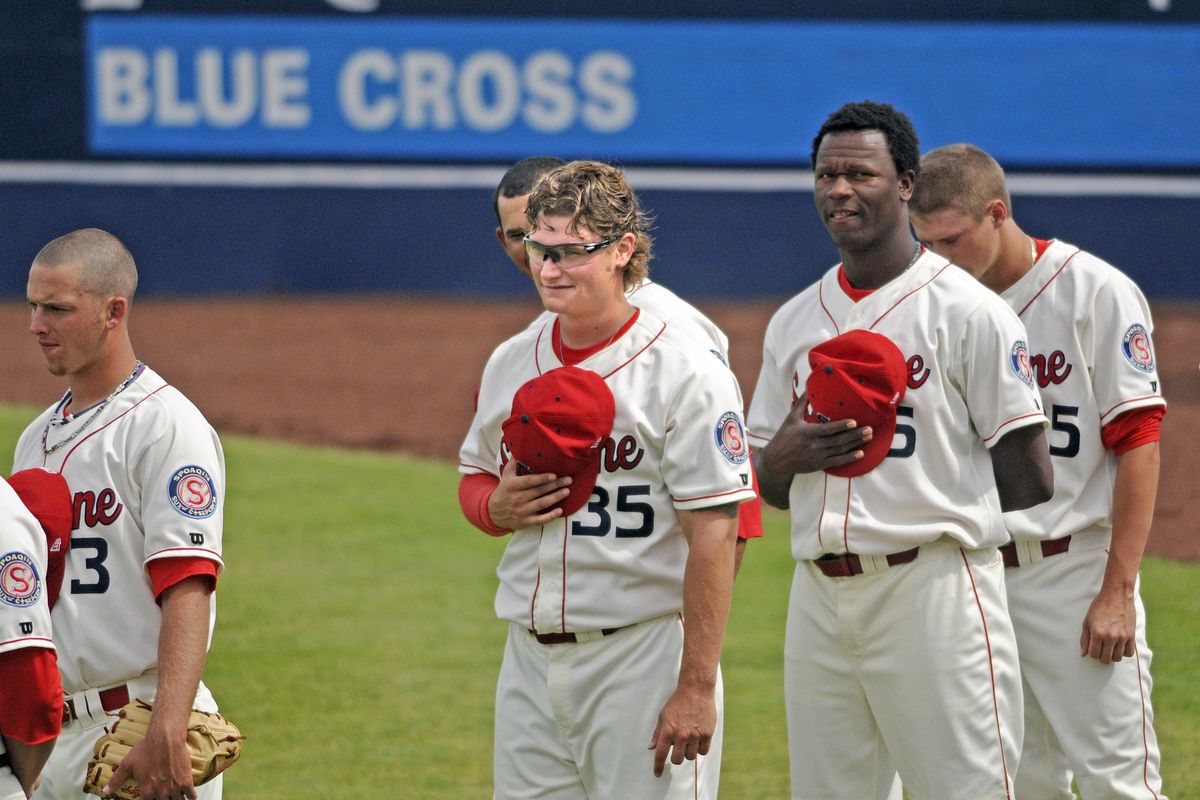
[104,296,129,328]
[985,198,1010,228]
[898,169,916,201]
[495,226,506,248]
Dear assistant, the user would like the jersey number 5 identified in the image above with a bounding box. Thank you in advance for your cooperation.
[571,485,655,538]
[1048,404,1081,458]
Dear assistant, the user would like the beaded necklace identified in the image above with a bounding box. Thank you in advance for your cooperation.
[41,361,145,455]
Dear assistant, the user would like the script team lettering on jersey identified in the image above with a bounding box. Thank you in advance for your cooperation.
[72,489,123,529]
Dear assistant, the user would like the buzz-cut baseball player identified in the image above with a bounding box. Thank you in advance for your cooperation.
[17,228,227,800]
[911,143,1169,799]
[0,469,71,800]
[748,101,1055,800]
[461,160,756,799]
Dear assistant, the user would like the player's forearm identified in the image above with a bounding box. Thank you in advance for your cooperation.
[677,508,738,692]
[154,575,213,731]
[2,736,55,796]
[752,449,791,509]
[1102,442,1160,595]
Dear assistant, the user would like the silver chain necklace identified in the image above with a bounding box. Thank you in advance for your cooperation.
[41,361,145,455]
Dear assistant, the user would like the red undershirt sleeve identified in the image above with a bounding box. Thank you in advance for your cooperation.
[1101,406,1164,456]
[146,557,219,604]
[458,473,511,536]
[0,648,62,744]
[737,460,765,540]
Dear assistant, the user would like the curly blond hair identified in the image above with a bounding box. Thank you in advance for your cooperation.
[524,160,653,288]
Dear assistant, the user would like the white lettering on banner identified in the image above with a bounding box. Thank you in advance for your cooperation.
[94,44,636,136]
[402,50,456,129]
[97,48,151,124]
[95,46,312,128]
[338,48,636,134]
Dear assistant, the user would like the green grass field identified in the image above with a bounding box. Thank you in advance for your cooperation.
[1,404,1194,798]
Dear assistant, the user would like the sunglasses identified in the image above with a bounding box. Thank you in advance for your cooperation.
[523,235,618,268]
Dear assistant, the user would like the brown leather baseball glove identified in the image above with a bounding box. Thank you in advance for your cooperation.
[83,699,245,799]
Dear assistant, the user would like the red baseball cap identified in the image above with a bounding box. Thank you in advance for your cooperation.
[804,330,908,478]
[6,468,72,609]
[502,366,615,517]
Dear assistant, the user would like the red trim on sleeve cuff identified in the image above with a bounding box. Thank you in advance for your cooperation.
[1101,406,1164,455]
[458,473,511,536]
[147,557,218,603]
[0,647,62,744]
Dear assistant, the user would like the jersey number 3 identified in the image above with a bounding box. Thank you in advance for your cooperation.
[70,537,111,594]
[571,485,655,538]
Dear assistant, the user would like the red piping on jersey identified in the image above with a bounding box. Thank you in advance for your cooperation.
[815,472,829,553]
[672,487,755,504]
[981,412,1045,445]
[533,323,550,374]
[867,255,952,330]
[842,477,852,553]
[626,279,656,300]
[147,546,222,559]
[600,322,666,379]
[560,516,569,633]
[0,636,54,648]
[530,526,544,632]
[1133,638,1162,799]
[817,280,842,335]
[58,384,170,469]
[1101,395,1166,422]
[1016,248,1081,317]
[959,549,1013,800]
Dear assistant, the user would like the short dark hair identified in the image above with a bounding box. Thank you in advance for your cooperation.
[493,156,566,225]
[810,101,920,178]
[911,143,1012,220]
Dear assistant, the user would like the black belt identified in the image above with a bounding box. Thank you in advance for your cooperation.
[815,547,920,578]
[63,684,130,724]
[999,535,1071,568]
[529,626,628,645]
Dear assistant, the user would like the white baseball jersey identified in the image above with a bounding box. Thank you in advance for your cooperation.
[999,239,1166,542]
[747,251,1048,559]
[0,479,54,660]
[460,310,755,633]
[528,278,731,365]
[13,365,224,695]
[997,240,1167,797]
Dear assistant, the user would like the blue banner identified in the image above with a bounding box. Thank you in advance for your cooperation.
[86,16,1200,166]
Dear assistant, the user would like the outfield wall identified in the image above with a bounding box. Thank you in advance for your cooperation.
[0,167,1196,299]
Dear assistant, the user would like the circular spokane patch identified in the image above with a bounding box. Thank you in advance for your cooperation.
[0,551,42,608]
[1122,324,1156,373]
[714,411,748,465]
[168,465,219,519]
[1010,340,1035,388]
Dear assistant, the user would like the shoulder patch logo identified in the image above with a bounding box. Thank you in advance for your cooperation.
[0,552,42,608]
[714,411,748,465]
[168,465,219,519]
[1009,340,1035,388]
[1122,324,1156,373]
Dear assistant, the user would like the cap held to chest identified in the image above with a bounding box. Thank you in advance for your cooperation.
[804,329,908,478]
[503,366,616,517]
[6,468,73,609]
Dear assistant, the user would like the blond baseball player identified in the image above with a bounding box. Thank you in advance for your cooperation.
[17,229,226,800]
[491,157,761,797]
[0,469,71,800]
[911,143,1168,799]
[461,161,755,799]
[748,102,1054,800]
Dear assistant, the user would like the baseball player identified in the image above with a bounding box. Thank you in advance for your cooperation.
[0,469,71,800]
[911,143,1168,799]
[461,161,756,799]
[492,157,762,797]
[747,101,1054,800]
[16,229,227,800]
